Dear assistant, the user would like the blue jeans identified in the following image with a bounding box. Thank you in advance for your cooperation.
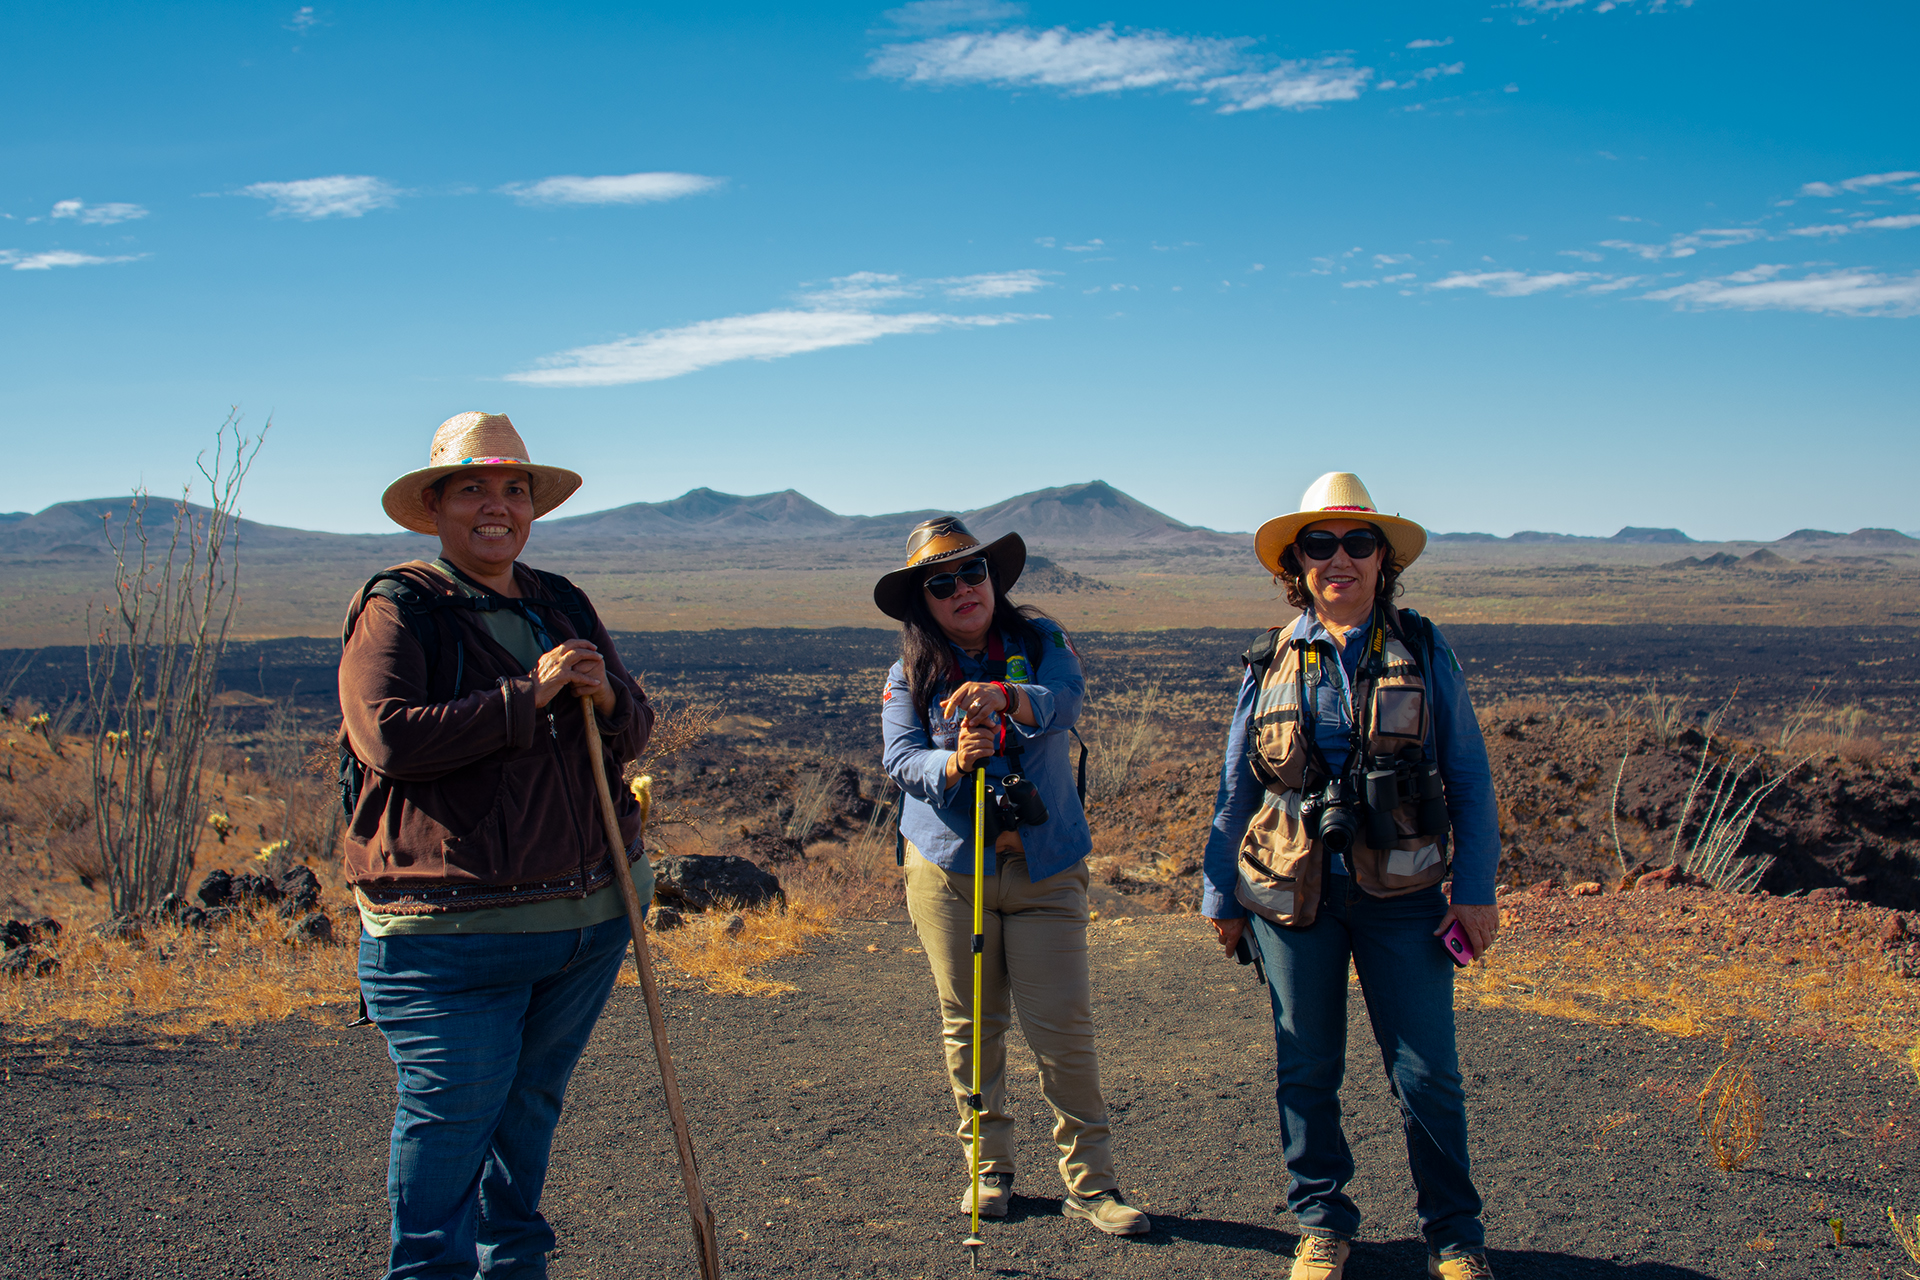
[1247,877,1484,1257]
[358,917,632,1279]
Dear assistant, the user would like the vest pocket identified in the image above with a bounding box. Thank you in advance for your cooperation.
[1235,790,1322,928]
[1348,836,1448,897]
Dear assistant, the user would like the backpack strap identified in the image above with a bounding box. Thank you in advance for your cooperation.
[529,567,599,642]
[1241,625,1286,677]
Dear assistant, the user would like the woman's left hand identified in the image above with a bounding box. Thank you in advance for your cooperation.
[941,680,1010,725]
[1434,902,1500,961]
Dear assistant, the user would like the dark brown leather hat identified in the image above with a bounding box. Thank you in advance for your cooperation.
[871,516,1026,621]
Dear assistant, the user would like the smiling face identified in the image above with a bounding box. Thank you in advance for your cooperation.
[422,467,534,580]
[1296,518,1384,619]
[923,559,996,649]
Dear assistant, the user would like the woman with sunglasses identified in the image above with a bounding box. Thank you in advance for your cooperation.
[874,516,1150,1238]
[1201,474,1501,1280]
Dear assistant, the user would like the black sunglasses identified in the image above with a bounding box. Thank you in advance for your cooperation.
[1296,530,1382,561]
[923,557,990,599]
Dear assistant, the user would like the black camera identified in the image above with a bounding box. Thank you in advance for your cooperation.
[999,774,1049,828]
[1302,778,1361,855]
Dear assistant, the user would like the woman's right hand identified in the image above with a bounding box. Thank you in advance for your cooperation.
[945,719,998,779]
[1209,916,1246,956]
[532,639,607,709]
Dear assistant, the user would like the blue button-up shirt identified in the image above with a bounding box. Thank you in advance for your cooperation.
[1201,611,1501,917]
[882,619,1091,882]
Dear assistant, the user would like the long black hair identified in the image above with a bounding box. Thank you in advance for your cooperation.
[899,561,1055,731]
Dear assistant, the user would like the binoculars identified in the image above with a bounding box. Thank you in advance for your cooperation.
[1303,748,1448,854]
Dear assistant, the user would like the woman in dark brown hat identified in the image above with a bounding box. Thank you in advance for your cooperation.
[877,517,1149,1237]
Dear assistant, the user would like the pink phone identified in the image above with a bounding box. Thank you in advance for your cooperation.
[1440,920,1475,967]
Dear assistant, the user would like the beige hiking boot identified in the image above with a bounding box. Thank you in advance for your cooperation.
[1289,1235,1350,1279]
[1063,1189,1150,1235]
[958,1171,1013,1218]
[1428,1251,1496,1279]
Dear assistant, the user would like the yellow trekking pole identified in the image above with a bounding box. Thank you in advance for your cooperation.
[964,763,987,1270]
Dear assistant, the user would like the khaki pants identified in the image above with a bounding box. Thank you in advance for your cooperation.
[904,841,1116,1197]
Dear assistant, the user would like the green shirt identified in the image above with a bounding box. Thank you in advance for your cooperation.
[356,558,652,937]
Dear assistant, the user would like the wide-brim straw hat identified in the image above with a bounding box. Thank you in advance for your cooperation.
[1253,472,1428,575]
[872,517,1026,621]
[381,412,584,536]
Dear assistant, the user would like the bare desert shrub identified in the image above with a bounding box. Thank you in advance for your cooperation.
[785,766,837,845]
[1696,1051,1765,1172]
[1776,681,1830,752]
[622,697,723,834]
[87,415,264,915]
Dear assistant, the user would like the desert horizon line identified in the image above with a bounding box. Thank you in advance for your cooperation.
[3,479,1917,549]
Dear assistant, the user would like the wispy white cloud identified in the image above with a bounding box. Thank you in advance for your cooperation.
[1559,248,1605,262]
[1406,37,1453,48]
[1519,0,1692,12]
[1063,238,1105,253]
[507,269,1047,387]
[1644,264,1920,317]
[51,199,147,226]
[1598,226,1761,260]
[879,0,1025,32]
[1429,270,1597,297]
[1784,212,1920,238]
[938,269,1054,297]
[240,175,397,220]
[286,6,318,35]
[499,172,723,206]
[0,249,145,271]
[508,310,1033,387]
[1795,170,1919,199]
[1378,62,1464,90]
[869,21,1373,113]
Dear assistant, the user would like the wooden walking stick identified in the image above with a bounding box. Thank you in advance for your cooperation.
[577,691,722,1280]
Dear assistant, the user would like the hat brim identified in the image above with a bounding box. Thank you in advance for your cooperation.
[380,463,585,536]
[873,532,1026,622]
[1254,511,1427,576]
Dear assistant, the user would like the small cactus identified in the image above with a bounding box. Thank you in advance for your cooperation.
[207,812,234,843]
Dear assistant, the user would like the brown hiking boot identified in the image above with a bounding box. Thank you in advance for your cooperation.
[1063,1189,1150,1235]
[1428,1251,1496,1279]
[958,1172,1013,1218]
[1289,1235,1350,1279]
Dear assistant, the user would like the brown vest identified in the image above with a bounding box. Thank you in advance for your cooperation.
[1235,617,1448,928]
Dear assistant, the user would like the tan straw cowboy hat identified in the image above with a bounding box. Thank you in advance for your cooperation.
[381,412,584,536]
[1254,471,1428,575]
[872,517,1026,621]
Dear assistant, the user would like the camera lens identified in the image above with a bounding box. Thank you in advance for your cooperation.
[1320,804,1360,855]
[1001,775,1049,827]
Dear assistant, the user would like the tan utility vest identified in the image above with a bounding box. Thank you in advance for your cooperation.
[1235,616,1449,928]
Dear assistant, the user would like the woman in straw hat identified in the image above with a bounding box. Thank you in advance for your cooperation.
[340,411,655,1279]
[875,517,1149,1237]
[1200,473,1502,1280]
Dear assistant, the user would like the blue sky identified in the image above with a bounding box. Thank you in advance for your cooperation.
[4,0,1916,540]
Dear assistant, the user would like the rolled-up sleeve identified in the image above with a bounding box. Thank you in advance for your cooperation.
[1201,667,1263,919]
[1427,623,1500,905]
[1004,623,1083,742]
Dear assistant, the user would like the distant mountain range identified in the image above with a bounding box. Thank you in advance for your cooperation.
[0,482,1913,558]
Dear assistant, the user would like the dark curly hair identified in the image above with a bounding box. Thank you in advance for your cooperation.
[1275,522,1404,612]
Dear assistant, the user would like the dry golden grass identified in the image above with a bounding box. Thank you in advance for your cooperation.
[641,900,836,997]
[1458,894,1920,1063]
[0,912,357,1039]
[1888,1206,1920,1277]
[1697,1052,1765,1171]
